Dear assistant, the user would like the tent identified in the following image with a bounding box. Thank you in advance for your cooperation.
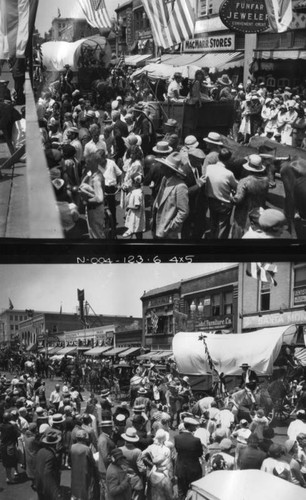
[172,325,298,376]
[40,35,112,72]
[131,62,201,81]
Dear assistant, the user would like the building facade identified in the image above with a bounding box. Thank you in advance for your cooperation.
[141,265,239,350]
[238,262,306,340]
[0,309,31,345]
[51,17,99,42]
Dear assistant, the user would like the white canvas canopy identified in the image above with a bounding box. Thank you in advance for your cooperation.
[172,325,298,376]
[40,35,112,72]
[131,62,201,82]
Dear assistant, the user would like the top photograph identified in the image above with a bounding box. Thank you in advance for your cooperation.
[0,0,305,240]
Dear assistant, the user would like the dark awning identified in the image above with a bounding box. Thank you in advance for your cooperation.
[118,346,141,358]
[104,346,130,356]
[254,49,306,60]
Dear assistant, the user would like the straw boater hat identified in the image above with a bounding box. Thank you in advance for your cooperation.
[240,363,251,369]
[243,154,265,173]
[152,141,173,154]
[121,427,139,442]
[52,413,65,424]
[41,430,61,445]
[137,387,147,395]
[157,152,186,177]
[204,132,223,146]
[101,389,111,398]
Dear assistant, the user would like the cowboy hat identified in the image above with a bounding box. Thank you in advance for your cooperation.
[122,427,139,442]
[243,154,265,173]
[157,152,186,178]
[152,141,173,154]
[204,132,223,146]
[164,118,178,128]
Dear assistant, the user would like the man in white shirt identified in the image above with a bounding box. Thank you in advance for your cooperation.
[84,123,107,159]
[98,149,122,227]
[287,411,306,441]
[167,72,185,102]
[49,383,62,411]
[206,147,238,239]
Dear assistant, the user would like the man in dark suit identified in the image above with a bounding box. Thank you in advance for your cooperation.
[112,110,128,162]
[174,417,203,499]
[239,363,259,391]
[181,148,207,239]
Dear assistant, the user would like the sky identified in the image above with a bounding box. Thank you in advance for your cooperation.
[36,0,124,35]
[0,263,234,317]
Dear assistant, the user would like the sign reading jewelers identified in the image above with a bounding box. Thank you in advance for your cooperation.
[184,35,235,52]
[219,0,269,33]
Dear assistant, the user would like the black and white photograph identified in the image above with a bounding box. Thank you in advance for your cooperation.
[0,261,306,499]
[0,0,305,240]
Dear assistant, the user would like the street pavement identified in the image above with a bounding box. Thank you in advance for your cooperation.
[0,371,290,499]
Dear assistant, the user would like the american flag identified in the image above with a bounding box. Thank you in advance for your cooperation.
[141,0,195,49]
[264,0,292,32]
[246,263,278,286]
[78,0,112,29]
[0,0,39,59]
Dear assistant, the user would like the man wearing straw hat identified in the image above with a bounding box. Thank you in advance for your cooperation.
[35,430,62,500]
[151,152,189,239]
[119,427,145,499]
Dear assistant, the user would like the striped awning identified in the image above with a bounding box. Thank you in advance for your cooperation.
[57,346,77,355]
[118,346,141,358]
[150,350,173,361]
[125,54,152,66]
[160,53,204,66]
[48,346,62,355]
[295,348,306,366]
[254,50,306,60]
[196,51,244,71]
[136,351,163,361]
[103,346,130,356]
[84,346,112,356]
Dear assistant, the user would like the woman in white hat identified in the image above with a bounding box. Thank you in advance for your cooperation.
[232,154,269,238]
[140,429,174,500]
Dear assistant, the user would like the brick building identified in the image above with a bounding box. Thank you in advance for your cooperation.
[51,17,99,42]
[0,309,32,345]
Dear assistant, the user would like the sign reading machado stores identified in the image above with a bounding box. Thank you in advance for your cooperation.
[184,34,235,52]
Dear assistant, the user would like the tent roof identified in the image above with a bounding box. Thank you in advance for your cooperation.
[40,35,111,72]
[173,325,298,376]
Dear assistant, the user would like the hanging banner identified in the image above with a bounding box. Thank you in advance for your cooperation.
[219,0,269,33]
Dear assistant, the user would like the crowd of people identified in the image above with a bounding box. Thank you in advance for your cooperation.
[26,64,306,240]
[1,353,306,500]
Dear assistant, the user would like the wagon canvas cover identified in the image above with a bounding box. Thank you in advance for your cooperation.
[172,325,297,376]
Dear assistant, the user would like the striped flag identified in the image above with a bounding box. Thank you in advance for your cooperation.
[264,0,292,32]
[78,0,112,30]
[141,0,195,49]
[0,0,38,59]
[246,262,278,286]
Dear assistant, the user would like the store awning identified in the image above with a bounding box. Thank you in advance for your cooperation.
[254,50,306,60]
[48,346,62,355]
[160,53,204,66]
[150,350,173,361]
[57,346,77,355]
[196,51,244,71]
[137,351,163,361]
[125,54,152,66]
[77,346,91,351]
[84,346,112,356]
[104,346,130,356]
[26,343,36,352]
[118,346,141,358]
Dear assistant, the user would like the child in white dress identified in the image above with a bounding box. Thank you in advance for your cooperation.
[123,174,146,239]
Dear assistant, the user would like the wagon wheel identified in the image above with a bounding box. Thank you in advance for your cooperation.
[269,399,291,423]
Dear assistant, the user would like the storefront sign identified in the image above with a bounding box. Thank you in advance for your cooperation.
[148,295,173,308]
[184,35,235,52]
[65,326,114,341]
[294,287,306,305]
[219,0,269,33]
[197,315,233,330]
[243,309,306,329]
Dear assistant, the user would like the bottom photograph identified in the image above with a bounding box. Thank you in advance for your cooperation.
[0,262,306,500]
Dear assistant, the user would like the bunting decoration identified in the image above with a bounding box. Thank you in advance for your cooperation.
[264,0,292,32]
[141,0,195,49]
[0,0,39,59]
[246,263,278,286]
[78,0,112,29]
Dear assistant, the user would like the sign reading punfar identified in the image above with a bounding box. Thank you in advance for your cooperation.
[220,0,269,33]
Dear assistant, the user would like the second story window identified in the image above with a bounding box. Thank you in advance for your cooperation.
[293,264,306,306]
[211,294,221,316]
[260,282,271,311]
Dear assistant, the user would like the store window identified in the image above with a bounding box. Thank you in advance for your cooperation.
[211,294,221,316]
[260,282,271,311]
[293,264,306,305]
[198,0,213,17]
[224,292,233,315]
